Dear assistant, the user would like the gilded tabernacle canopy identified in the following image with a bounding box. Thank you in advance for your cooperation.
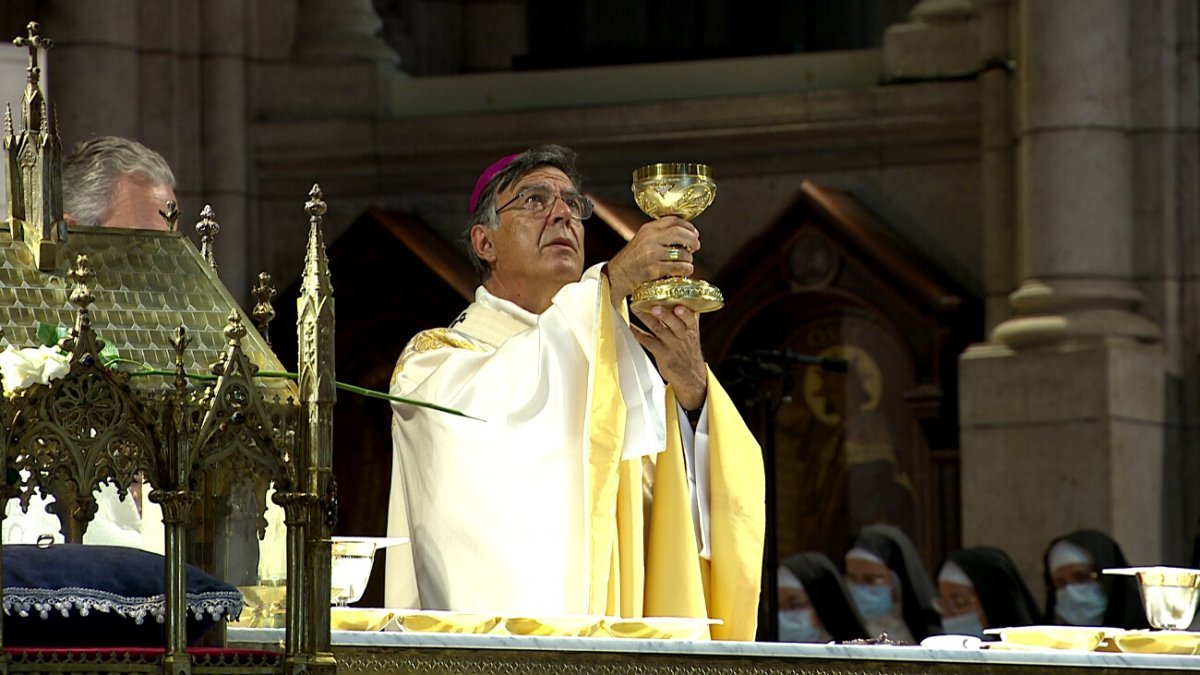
[0,224,296,398]
[0,21,336,671]
[0,22,292,395]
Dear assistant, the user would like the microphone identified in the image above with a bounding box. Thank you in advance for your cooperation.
[747,349,849,372]
[722,354,785,376]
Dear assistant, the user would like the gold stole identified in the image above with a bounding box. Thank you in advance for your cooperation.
[586,276,765,641]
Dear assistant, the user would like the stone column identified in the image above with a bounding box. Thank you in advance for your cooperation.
[45,0,141,141]
[959,0,1166,595]
[994,0,1158,348]
[201,0,250,304]
[882,0,979,80]
[975,0,1015,332]
[463,0,525,73]
[293,0,398,66]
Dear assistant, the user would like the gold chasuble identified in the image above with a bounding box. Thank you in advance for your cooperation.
[386,264,764,641]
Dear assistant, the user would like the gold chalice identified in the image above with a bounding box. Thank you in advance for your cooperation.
[630,163,724,313]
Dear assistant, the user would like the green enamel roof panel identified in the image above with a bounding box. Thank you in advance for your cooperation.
[0,225,297,398]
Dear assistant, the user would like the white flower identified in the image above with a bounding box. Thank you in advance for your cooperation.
[0,348,40,392]
[36,345,70,383]
[0,346,71,395]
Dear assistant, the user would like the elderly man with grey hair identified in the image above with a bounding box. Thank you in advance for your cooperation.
[62,136,176,230]
[1,137,178,551]
[386,144,764,640]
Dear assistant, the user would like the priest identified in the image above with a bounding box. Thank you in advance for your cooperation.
[385,145,764,640]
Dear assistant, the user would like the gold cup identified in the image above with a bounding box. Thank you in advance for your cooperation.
[630,163,724,313]
[1134,568,1200,630]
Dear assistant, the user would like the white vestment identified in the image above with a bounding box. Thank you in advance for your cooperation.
[385,265,710,613]
[3,479,163,553]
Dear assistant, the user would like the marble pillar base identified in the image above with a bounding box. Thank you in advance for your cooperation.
[991,279,1162,349]
[958,340,1165,598]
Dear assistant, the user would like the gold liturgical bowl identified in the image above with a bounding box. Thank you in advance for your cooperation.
[1106,566,1200,630]
[630,163,723,314]
[234,583,288,629]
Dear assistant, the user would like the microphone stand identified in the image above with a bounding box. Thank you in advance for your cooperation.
[722,350,847,642]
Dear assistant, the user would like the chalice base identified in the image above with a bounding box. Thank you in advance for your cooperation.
[630,277,724,314]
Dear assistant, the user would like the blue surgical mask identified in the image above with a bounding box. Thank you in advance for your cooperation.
[778,608,826,643]
[1055,581,1107,626]
[851,582,895,619]
[941,611,985,637]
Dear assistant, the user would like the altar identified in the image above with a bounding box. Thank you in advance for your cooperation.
[224,629,1198,675]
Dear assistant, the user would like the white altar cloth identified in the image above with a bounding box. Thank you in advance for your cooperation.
[228,627,1200,670]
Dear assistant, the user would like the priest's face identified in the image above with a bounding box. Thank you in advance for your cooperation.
[474,166,586,310]
[105,174,177,230]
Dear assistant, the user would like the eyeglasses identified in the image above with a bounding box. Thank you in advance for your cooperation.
[939,593,979,612]
[846,572,892,587]
[496,187,593,221]
[1052,569,1100,590]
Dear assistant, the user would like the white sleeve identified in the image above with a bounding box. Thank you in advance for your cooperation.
[678,400,711,560]
[613,302,667,460]
[81,482,144,548]
[3,490,63,544]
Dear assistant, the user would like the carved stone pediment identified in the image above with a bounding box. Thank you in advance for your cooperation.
[710,180,980,566]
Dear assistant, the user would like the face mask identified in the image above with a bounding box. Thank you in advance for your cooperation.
[851,582,894,619]
[1055,581,1107,626]
[778,608,827,643]
[941,611,985,637]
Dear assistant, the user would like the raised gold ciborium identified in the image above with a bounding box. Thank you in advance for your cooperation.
[630,163,724,313]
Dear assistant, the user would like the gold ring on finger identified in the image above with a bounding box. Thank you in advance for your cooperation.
[667,246,683,262]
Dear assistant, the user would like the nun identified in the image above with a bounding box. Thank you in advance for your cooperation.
[1042,529,1148,629]
[844,524,942,643]
[937,546,1040,636]
[779,552,870,643]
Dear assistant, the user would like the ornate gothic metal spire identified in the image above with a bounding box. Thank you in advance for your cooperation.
[301,184,332,299]
[67,255,95,313]
[251,272,277,346]
[5,21,64,270]
[295,183,335,655]
[13,22,50,132]
[196,204,220,268]
[299,183,334,404]
[159,199,179,232]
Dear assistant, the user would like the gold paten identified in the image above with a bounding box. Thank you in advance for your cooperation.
[630,163,723,313]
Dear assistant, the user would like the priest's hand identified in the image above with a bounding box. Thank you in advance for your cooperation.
[605,216,700,303]
[632,304,707,410]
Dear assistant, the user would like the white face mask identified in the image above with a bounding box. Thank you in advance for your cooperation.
[941,611,985,637]
[1055,581,1107,626]
[778,608,829,643]
[850,582,895,619]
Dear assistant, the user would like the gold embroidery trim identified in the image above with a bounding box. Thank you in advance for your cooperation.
[391,328,484,385]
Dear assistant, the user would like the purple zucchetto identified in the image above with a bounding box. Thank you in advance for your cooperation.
[468,153,520,215]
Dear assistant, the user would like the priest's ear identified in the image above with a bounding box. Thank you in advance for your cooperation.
[470,223,498,265]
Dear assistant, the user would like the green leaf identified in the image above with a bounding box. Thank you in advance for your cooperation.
[99,341,120,367]
[35,322,58,348]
